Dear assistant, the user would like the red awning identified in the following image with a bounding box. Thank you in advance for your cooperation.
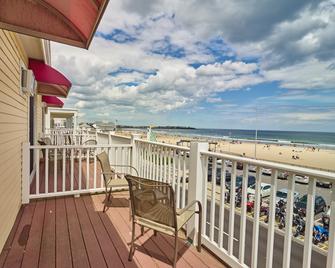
[0,0,109,49]
[29,59,72,98]
[42,95,64,108]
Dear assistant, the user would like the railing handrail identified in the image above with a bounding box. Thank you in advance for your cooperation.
[201,150,335,181]
[135,138,190,151]
[29,144,133,149]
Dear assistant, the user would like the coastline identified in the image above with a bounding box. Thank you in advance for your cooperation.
[117,129,335,172]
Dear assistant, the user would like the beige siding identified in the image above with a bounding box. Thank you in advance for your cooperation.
[0,30,29,252]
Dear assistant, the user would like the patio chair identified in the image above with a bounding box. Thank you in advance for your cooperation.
[96,151,139,212]
[125,174,202,268]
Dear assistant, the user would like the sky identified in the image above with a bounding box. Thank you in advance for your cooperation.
[51,0,335,132]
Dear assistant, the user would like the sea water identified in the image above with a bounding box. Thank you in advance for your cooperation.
[153,129,335,148]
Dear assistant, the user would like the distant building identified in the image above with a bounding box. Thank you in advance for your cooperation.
[94,121,116,132]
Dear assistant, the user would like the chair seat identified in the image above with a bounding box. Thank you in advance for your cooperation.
[106,177,128,187]
[135,208,195,236]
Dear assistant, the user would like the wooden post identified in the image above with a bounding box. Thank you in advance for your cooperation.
[22,143,30,204]
[187,142,208,245]
[131,134,141,175]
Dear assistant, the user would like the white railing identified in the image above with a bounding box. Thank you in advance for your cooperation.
[21,135,335,267]
[199,150,335,268]
[22,143,132,200]
[135,139,190,209]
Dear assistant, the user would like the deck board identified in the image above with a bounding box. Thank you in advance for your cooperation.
[55,198,72,268]
[1,193,226,268]
[39,199,56,267]
[3,202,36,268]
[21,200,45,268]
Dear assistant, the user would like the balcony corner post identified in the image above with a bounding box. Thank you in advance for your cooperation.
[108,131,112,145]
[22,142,30,204]
[187,141,209,246]
[130,134,141,175]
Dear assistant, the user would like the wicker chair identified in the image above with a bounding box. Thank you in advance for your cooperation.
[125,175,202,268]
[96,151,139,212]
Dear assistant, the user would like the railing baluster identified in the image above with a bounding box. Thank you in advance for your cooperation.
[202,155,208,236]
[181,152,187,208]
[93,148,97,189]
[70,148,74,191]
[36,149,39,195]
[266,169,278,268]
[78,149,82,190]
[62,149,66,191]
[176,154,181,208]
[45,149,48,194]
[121,147,124,174]
[283,173,296,268]
[228,161,237,255]
[239,163,249,263]
[168,148,171,184]
[172,150,176,191]
[159,147,163,182]
[155,146,159,181]
[86,148,89,189]
[303,177,316,268]
[327,186,335,268]
[149,144,152,180]
[251,166,262,268]
[54,148,57,193]
[210,157,217,242]
[163,147,167,182]
[218,159,226,249]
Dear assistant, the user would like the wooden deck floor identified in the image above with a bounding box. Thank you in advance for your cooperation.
[0,192,226,268]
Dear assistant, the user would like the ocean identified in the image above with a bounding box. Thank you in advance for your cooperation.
[151,129,335,148]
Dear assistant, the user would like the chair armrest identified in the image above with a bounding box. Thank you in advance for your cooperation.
[110,164,139,176]
[177,200,202,215]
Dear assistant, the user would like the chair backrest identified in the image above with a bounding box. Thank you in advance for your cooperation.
[125,175,177,228]
[96,151,114,184]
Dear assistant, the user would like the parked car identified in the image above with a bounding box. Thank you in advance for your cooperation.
[278,171,288,180]
[276,188,299,203]
[294,195,327,216]
[295,175,309,184]
[247,183,271,198]
[226,175,256,191]
[316,180,332,188]
[248,165,257,173]
[262,168,272,176]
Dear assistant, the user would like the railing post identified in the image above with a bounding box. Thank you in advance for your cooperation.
[187,142,208,245]
[108,131,112,145]
[131,134,141,175]
[22,143,30,204]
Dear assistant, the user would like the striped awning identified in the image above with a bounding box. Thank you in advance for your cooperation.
[29,59,71,98]
[42,95,64,108]
[0,0,109,49]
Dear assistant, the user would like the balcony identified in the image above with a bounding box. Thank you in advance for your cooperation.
[0,193,223,268]
[3,129,335,267]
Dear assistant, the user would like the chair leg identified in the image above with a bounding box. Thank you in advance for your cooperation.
[173,231,178,268]
[141,226,144,236]
[103,188,112,213]
[154,230,157,236]
[129,222,136,261]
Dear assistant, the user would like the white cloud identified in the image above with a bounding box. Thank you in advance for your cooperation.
[50,0,335,130]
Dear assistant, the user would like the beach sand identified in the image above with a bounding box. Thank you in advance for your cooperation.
[117,130,335,172]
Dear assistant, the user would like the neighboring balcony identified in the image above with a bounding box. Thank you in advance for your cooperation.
[2,129,334,268]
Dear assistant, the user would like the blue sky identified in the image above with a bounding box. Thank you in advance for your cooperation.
[52,0,335,132]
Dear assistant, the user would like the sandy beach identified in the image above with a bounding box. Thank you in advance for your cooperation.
[117,130,335,172]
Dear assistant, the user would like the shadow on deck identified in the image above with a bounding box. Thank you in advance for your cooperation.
[0,192,226,268]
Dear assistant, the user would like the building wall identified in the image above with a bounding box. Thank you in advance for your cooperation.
[0,30,29,252]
